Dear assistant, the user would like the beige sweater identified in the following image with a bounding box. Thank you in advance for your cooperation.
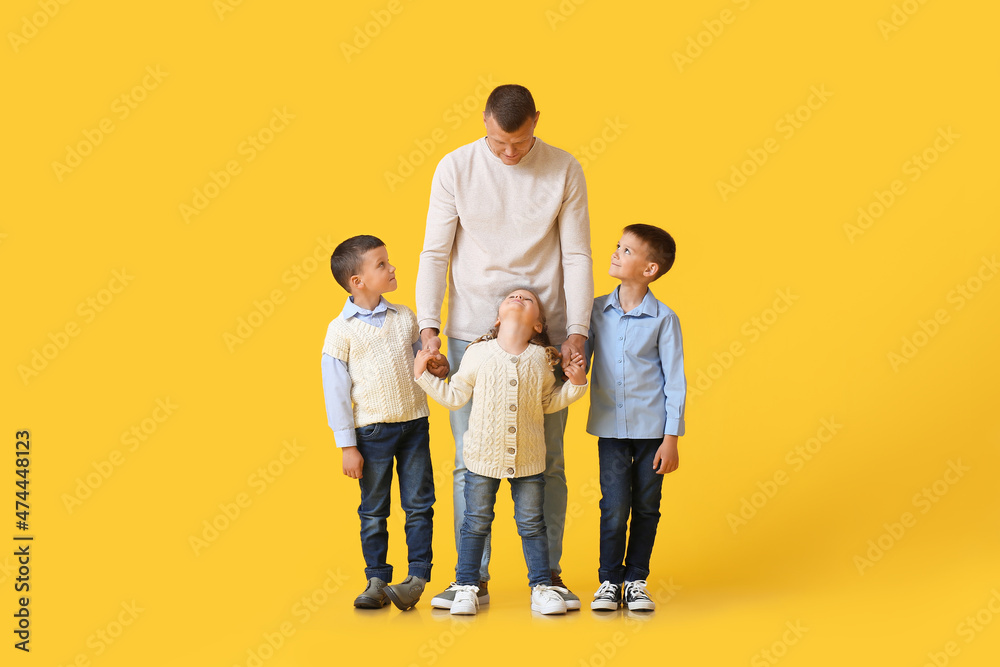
[416,137,593,345]
[416,339,586,478]
[323,305,429,428]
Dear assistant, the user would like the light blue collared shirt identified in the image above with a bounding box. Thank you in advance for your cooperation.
[321,297,421,448]
[586,286,686,438]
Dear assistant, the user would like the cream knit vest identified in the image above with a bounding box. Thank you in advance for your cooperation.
[323,305,429,428]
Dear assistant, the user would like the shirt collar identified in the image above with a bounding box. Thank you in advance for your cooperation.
[605,285,657,317]
[341,296,396,320]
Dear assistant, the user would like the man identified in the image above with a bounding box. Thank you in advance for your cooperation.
[415,84,593,609]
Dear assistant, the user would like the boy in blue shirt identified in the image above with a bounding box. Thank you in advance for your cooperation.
[586,224,686,612]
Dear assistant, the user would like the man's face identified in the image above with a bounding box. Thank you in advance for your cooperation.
[484,112,540,165]
[609,233,655,281]
[356,245,397,295]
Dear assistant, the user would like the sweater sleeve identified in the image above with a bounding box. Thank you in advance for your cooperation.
[415,341,481,410]
[542,377,589,414]
[558,159,594,339]
[415,156,458,334]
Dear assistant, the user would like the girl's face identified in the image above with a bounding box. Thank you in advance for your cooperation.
[497,289,544,333]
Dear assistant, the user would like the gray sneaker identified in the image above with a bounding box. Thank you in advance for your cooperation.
[353,577,390,609]
[550,571,581,611]
[385,575,426,611]
[430,581,490,609]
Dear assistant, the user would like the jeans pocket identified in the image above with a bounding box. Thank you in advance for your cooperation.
[357,423,382,439]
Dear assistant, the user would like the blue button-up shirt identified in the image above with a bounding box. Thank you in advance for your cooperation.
[586,286,686,438]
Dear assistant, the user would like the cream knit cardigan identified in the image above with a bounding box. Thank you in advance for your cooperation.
[416,339,586,478]
[323,305,429,428]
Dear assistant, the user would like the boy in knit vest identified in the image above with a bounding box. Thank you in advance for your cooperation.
[586,225,687,612]
[321,235,449,611]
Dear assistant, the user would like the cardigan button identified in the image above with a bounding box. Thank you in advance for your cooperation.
[509,404,517,411]
[507,467,514,474]
[510,379,517,386]
[509,356,518,363]
[507,447,515,454]
[508,426,516,434]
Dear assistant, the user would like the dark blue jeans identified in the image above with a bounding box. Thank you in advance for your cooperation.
[355,417,434,582]
[456,471,551,588]
[597,437,665,584]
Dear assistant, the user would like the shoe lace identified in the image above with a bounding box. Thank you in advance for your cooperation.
[626,580,650,599]
[453,584,480,596]
[595,580,618,598]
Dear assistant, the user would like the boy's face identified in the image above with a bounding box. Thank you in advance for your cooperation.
[609,232,656,281]
[353,245,396,295]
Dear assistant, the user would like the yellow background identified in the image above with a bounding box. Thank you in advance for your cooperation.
[3,0,999,665]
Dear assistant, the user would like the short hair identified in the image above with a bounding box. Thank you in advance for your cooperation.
[330,235,384,292]
[484,85,536,132]
[623,224,676,280]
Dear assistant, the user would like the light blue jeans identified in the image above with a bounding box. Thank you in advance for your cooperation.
[456,471,551,588]
[447,338,568,582]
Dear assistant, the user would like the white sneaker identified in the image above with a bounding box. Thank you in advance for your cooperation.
[531,584,568,615]
[430,581,490,609]
[449,585,480,616]
[623,580,655,611]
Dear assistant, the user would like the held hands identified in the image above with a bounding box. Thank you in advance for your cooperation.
[414,349,434,379]
[653,435,679,475]
[426,353,450,378]
[560,334,586,372]
[342,446,364,479]
[563,352,587,385]
[418,328,449,378]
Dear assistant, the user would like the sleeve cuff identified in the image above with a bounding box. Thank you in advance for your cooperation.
[567,324,590,338]
[417,319,441,334]
[333,429,357,448]
[664,419,685,437]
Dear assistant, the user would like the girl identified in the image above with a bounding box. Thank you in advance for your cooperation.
[414,288,588,615]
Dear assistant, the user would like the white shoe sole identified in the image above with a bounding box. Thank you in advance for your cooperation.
[627,601,655,611]
[591,600,619,611]
[564,599,581,611]
[431,594,490,609]
[531,602,568,615]
[450,602,478,615]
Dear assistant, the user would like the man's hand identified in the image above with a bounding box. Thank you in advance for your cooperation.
[563,352,587,386]
[420,328,442,353]
[653,435,679,474]
[561,334,587,372]
[342,446,364,479]
[426,354,450,378]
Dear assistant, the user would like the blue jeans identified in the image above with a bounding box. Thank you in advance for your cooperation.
[355,417,434,582]
[597,437,665,584]
[448,338,569,581]
[456,471,551,588]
